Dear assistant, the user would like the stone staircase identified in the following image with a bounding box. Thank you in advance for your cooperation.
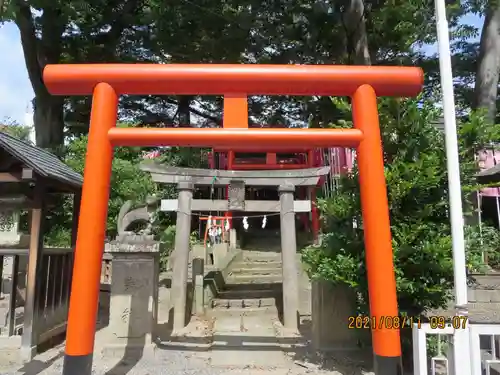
[204,231,291,368]
[209,229,284,314]
[210,249,283,312]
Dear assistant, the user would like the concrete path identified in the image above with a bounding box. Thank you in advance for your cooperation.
[0,312,377,375]
[210,311,287,368]
[0,344,371,375]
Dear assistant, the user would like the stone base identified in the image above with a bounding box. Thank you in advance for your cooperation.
[107,251,159,352]
[157,318,213,351]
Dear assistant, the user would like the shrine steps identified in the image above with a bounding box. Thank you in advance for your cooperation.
[241,252,282,262]
[234,259,282,269]
[230,266,282,276]
[210,296,277,311]
[208,246,283,315]
[216,288,279,299]
[225,254,283,283]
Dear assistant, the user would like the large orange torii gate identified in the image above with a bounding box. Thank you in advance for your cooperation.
[43,64,423,375]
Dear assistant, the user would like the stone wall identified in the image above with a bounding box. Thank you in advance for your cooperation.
[468,272,500,303]
[311,280,366,351]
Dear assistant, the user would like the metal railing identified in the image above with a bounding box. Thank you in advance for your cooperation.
[413,323,500,375]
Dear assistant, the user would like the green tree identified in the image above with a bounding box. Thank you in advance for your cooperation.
[0,121,32,141]
[44,124,159,245]
[1,0,151,148]
[3,0,479,137]
[302,97,500,318]
[65,134,158,237]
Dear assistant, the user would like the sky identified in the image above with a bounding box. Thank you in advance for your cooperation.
[0,13,485,125]
[0,22,34,125]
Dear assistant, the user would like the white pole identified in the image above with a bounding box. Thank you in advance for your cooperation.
[434,0,472,374]
[496,196,500,230]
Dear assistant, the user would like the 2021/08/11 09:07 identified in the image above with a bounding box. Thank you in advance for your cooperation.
[347,315,468,330]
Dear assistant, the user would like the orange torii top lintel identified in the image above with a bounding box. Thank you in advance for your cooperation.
[43,64,423,97]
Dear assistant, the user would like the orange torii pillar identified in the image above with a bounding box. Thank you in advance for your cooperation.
[43,64,423,375]
[223,94,248,228]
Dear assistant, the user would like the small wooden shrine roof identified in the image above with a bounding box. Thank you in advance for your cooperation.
[0,131,83,193]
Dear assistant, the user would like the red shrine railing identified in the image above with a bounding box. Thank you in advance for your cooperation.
[206,145,355,239]
[207,147,354,187]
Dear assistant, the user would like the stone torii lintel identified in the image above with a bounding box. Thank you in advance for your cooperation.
[139,163,330,186]
[160,199,312,213]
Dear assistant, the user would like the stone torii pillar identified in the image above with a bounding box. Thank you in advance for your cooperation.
[171,181,194,332]
[279,184,300,331]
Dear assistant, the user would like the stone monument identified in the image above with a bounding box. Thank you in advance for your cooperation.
[0,210,21,246]
[101,196,160,355]
[0,201,29,331]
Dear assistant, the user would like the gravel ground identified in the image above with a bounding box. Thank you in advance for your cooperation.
[0,340,380,375]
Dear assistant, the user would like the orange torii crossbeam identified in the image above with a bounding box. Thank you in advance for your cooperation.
[107,128,364,148]
[43,63,424,375]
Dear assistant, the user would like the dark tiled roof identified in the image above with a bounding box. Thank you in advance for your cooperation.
[0,131,83,189]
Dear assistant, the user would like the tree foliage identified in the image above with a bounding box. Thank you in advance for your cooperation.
[0,122,32,141]
[0,0,483,140]
[2,0,500,326]
[44,123,158,245]
[302,99,500,317]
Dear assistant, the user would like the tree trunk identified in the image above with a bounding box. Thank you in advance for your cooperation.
[342,0,371,65]
[474,2,500,123]
[33,94,65,151]
[15,0,142,148]
[15,1,65,149]
[178,96,192,126]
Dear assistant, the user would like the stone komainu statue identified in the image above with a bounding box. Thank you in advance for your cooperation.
[116,196,159,236]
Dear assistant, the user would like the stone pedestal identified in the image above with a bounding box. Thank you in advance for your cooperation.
[102,235,159,354]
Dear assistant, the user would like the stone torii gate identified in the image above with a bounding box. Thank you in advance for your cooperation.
[141,163,330,332]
